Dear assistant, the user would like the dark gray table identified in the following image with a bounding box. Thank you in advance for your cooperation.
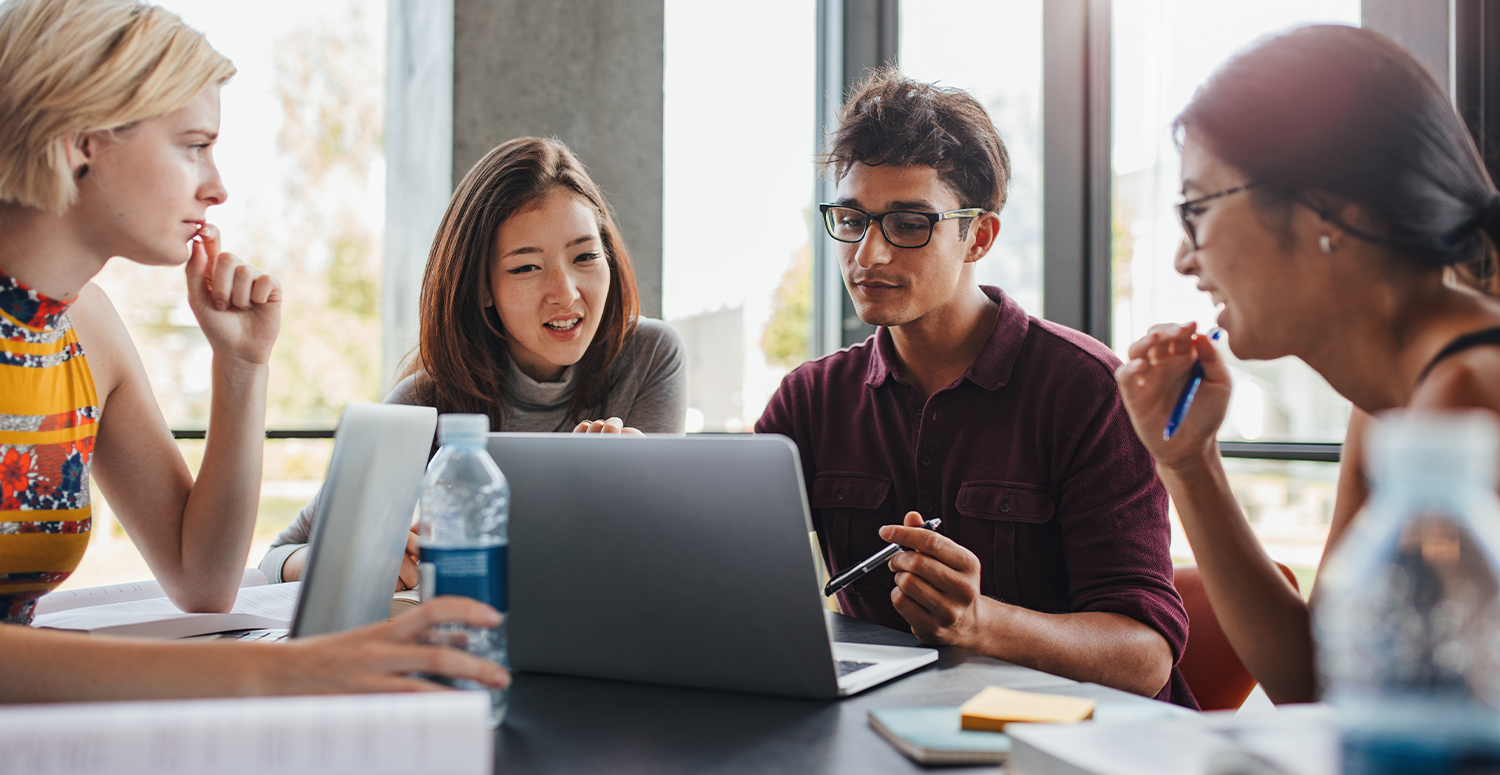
[493,612,1175,773]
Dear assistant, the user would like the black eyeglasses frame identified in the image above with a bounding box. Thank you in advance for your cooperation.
[818,203,985,249]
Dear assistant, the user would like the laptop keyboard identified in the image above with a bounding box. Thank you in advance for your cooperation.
[201,628,289,642]
[836,659,876,677]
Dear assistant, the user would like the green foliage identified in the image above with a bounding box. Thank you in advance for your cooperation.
[762,245,812,369]
[327,236,377,319]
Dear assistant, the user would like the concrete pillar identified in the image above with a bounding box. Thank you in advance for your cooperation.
[453,0,665,318]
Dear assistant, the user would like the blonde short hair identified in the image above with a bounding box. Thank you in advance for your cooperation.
[0,0,235,212]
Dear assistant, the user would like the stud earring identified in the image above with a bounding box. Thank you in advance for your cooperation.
[74,164,88,180]
[1319,234,1334,254]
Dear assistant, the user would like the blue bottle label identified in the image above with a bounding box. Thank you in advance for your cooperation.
[420,544,508,612]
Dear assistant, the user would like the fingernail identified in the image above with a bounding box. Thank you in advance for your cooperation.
[214,300,226,311]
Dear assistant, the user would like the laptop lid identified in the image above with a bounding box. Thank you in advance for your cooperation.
[291,402,437,638]
[490,433,849,699]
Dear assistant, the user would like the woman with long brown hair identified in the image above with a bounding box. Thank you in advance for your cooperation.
[266,137,685,584]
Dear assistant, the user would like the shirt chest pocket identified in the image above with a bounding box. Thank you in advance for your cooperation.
[955,481,1055,523]
[809,472,897,596]
[810,472,892,510]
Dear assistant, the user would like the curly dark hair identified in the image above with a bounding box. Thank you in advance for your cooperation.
[824,66,1011,215]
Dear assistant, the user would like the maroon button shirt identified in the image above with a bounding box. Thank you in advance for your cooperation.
[756,286,1195,708]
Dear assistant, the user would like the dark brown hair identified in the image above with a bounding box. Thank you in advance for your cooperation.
[1177,25,1500,270]
[825,66,1012,218]
[405,137,639,429]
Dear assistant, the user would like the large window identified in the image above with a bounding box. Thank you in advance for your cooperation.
[662,1,817,433]
[1111,0,1361,443]
[901,0,1045,318]
[1112,0,1363,583]
[65,0,384,589]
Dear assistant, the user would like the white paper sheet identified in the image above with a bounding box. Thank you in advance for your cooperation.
[33,581,299,638]
[0,692,493,775]
[35,569,268,616]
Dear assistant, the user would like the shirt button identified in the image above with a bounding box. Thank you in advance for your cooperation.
[1000,500,1011,514]
[836,488,846,501]
[920,455,932,467]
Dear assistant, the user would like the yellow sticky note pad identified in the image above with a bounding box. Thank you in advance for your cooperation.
[958,686,1096,732]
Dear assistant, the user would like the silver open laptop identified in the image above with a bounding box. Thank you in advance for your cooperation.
[487,433,937,699]
[217,402,436,641]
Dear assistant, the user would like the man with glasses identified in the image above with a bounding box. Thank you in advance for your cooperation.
[756,69,1194,706]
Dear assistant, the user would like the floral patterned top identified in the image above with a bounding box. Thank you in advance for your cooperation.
[0,270,98,624]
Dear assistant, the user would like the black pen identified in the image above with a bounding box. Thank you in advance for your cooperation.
[823,517,942,597]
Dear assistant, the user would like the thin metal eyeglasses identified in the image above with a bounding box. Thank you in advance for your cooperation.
[1176,183,1257,250]
[819,204,985,249]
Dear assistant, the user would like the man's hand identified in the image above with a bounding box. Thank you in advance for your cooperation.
[882,511,985,648]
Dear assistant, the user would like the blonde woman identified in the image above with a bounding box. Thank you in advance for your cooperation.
[0,0,507,700]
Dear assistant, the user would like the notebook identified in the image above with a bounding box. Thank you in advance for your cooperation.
[867,707,1013,765]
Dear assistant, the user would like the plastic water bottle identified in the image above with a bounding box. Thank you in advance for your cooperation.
[418,413,510,727]
[1316,410,1500,773]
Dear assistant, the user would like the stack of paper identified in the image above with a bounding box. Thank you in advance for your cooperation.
[0,691,494,775]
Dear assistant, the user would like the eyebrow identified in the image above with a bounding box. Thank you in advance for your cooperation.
[181,129,219,141]
[500,233,599,260]
[831,198,938,211]
[1180,178,1200,197]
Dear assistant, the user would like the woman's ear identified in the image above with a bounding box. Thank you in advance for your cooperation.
[63,132,95,180]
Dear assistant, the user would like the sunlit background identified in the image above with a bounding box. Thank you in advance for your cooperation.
[73,0,1364,602]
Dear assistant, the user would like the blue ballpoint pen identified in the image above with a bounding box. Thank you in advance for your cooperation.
[1163,328,1223,441]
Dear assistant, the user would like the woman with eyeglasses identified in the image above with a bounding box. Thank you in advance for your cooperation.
[0,0,507,701]
[1115,24,1500,705]
[264,137,686,587]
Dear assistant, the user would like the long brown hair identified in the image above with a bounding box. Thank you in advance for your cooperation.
[405,137,639,429]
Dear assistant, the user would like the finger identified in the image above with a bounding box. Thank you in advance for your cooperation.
[198,223,222,261]
[210,251,239,311]
[385,596,501,641]
[622,426,645,437]
[889,551,978,605]
[601,417,623,434]
[405,530,421,556]
[902,511,924,528]
[397,557,419,591]
[573,421,592,434]
[892,570,962,627]
[878,524,980,574]
[1196,330,1230,383]
[890,581,943,637]
[380,643,511,689]
[230,264,256,309]
[184,238,210,304]
[250,273,277,305]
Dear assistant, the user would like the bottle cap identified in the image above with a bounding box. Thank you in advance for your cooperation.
[437,413,489,444]
[1368,409,1499,490]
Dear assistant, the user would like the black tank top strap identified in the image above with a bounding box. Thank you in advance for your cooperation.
[1418,326,1500,383]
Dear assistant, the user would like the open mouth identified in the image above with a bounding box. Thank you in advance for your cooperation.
[545,317,582,331]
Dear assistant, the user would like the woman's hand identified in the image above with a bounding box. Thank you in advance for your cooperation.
[269,596,510,695]
[572,417,644,436]
[397,525,420,592]
[185,223,282,366]
[1114,322,1231,471]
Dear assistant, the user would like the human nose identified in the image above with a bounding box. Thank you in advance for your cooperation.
[200,159,228,206]
[851,221,895,270]
[543,264,581,306]
[1173,235,1196,277]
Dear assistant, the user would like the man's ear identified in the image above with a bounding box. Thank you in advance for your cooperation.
[964,211,1002,264]
[63,132,96,180]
